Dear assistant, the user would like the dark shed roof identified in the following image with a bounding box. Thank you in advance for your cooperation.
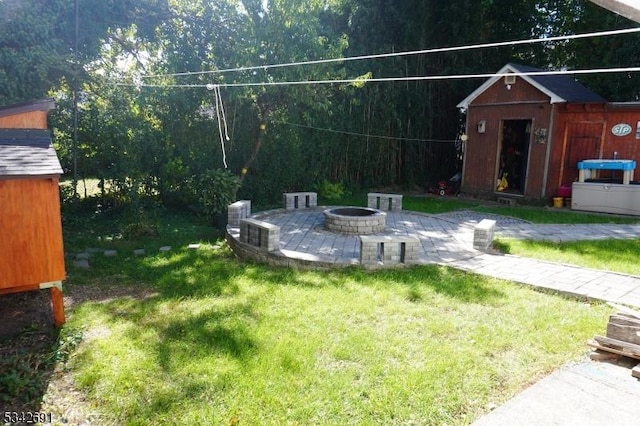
[0,129,63,177]
[508,63,608,103]
[0,98,55,118]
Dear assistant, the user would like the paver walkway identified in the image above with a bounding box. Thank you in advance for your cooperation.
[472,357,640,426]
[246,208,640,307]
[441,210,640,307]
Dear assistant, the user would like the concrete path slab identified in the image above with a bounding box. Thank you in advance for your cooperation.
[473,358,640,426]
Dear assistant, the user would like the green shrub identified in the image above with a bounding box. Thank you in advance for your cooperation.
[190,169,241,222]
[313,179,350,201]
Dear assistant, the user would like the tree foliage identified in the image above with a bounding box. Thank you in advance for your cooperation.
[2,0,640,209]
[0,0,168,104]
[544,1,640,101]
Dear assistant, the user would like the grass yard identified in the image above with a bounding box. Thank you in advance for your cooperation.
[35,201,618,425]
[62,244,610,425]
[494,238,640,276]
[403,195,640,224]
[332,192,640,224]
[6,195,637,424]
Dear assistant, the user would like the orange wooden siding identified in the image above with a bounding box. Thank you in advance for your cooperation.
[0,178,65,289]
[0,111,48,129]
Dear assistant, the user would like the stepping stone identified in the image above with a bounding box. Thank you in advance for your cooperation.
[188,244,201,250]
[75,252,90,260]
[133,249,145,256]
[85,247,101,254]
[74,259,90,269]
[213,244,221,250]
[104,250,117,257]
[159,246,171,252]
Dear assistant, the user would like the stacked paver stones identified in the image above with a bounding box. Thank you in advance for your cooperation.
[283,192,317,210]
[473,219,496,251]
[228,200,251,227]
[239,219,280,252]
[359,235,420,266]
[368,192,403,211]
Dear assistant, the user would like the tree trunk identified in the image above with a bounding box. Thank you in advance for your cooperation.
[240,108,269,181]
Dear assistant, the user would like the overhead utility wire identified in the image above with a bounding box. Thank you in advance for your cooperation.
[141,27,640,79]
[121,66,640,89]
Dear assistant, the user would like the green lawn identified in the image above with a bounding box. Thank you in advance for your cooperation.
[41,202,622,425]
[403,195,640,224]
[64,245,609,425]
[328,192,640,224]
[7,195,638,424]
[494,238,640,276]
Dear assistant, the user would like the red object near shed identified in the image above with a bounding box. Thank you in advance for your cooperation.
[0,99,66,327]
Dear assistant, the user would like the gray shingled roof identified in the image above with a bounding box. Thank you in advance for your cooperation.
[0,129,63,177]
[508,63,608,103]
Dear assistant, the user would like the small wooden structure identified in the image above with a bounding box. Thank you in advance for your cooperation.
[588,307,640,378]
[0,99,66,326]
[457,63,640,201]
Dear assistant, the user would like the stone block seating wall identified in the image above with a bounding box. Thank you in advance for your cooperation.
[359,235,420,266]
[473,219,496,251]
[283,192,318,210]
[228,200,252,227]
[367,192,403,211]
[240,218,280,252]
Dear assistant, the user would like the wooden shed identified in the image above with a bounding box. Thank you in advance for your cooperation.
[0,98,66,326]
[455,63,640,201]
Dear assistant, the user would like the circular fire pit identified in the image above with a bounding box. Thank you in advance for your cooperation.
[323,207,386,234]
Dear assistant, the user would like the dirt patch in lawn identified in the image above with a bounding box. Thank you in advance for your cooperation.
[0,291,56,340]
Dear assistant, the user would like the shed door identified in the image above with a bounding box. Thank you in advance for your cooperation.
[496,119,531,195]
[562,122,603,184]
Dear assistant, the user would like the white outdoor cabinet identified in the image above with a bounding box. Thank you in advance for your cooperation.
[572,159,640,216]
